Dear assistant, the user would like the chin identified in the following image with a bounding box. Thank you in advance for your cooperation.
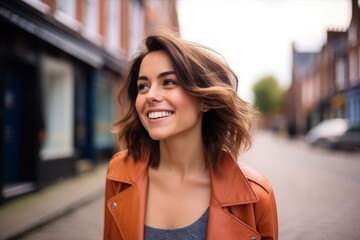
[148,133,166,141]
[148,131,175,141]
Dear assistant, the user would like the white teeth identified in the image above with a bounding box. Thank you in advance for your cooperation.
[148,111,172,119]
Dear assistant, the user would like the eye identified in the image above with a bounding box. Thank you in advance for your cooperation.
[162,79,177,88]
[137,82,150,93]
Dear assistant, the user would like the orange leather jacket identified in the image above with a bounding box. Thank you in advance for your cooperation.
[104,151,278,240]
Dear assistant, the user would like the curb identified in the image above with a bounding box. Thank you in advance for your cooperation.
[0,164,107,240]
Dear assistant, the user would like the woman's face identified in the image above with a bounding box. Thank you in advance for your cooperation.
[135,50,204,141]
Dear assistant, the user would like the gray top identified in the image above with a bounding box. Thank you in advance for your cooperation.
[144,208,209,240]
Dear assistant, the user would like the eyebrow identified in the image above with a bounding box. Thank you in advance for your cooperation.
[138,71,176,81]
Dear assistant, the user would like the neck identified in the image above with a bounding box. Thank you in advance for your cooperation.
[158,135,206,179]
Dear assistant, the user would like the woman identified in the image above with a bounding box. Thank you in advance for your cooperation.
[104,30,278,240]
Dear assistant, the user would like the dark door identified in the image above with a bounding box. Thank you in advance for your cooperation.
[1,60,38,198]
[3,71,21,184]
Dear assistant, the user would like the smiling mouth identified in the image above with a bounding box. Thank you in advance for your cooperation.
[148,111,173,119]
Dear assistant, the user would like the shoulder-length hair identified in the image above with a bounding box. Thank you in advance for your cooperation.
[113,29,257,170]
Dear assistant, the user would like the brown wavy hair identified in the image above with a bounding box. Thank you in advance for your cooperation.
[113,30,257,170]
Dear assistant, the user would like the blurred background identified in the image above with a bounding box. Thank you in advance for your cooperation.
[0,0,359,239]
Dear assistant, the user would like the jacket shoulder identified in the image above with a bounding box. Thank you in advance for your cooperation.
[239,163,273,194]
[107,150,148,182]
[238,163,278,239]
[108,150,128,167]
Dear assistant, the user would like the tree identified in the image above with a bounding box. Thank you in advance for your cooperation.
[252,76,284,117]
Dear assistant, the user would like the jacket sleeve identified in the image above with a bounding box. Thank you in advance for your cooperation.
[103,166,125,240]
[240,163,278,239]
[256,186,278,240]
[103,168,114,240]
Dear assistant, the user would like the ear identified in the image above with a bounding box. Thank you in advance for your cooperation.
[201,102,210,112]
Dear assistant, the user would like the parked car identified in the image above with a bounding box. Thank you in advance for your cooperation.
[331,126,360,151]
[305,118,348,148]
[306,118,360,151]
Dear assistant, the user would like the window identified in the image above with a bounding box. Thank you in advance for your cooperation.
[94,73,116,149]
[349,24,357,47]
[358,48,360,83]
[349,52,358,86]
[128,0,144,57]
[106,0,120,54]
[335,58,346,90]
[55,0,80,31]
[82,0,100,44]
[56,0,75,17]
[40,56,75,160]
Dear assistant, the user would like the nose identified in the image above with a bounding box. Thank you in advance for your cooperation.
[146,85,163,103]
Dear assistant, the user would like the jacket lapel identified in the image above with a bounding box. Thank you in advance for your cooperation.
[106,151,261,240]
[106,154,149,240]
[207,151,260,240]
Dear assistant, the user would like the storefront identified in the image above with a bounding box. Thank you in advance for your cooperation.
[346,86,360,126]
[331,93,346,119]
[0,1,124,202]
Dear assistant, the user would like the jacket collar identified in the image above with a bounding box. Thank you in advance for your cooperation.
[107,151,149,183]
[207,151,260,240]
[106,150,259,240]
[106,152,149,240]
[107,150,258,203]
[210,151,258,206]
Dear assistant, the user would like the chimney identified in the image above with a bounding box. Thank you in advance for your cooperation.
[352,0,359,16]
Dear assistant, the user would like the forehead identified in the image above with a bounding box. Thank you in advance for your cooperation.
[139,50,174,74]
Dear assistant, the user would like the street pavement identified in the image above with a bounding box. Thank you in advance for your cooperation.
[242,130,360,239]
[0,162,108,240]
[17,195,105,240]
[2,130,360,239]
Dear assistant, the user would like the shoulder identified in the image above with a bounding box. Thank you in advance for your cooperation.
[107,150,148,182]
[238,163,277,223]
[108,150,128,168]
[239,163,273,195]
[215,151,274,198]
[238,163,278,238]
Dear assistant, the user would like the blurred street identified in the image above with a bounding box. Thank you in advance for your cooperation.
[12,130,360,240]
[17,196,105,240]
[1,1,358,239]
[243,130,360,239]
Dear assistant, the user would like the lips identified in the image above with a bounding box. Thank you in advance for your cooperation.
[148,111,173,119]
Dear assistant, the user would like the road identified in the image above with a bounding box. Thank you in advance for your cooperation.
[242,130,360,239]
[19,130,360,239]
[17,194,104,240]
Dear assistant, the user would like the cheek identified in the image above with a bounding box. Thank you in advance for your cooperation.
[178,94,202,113]
[135,97,147,127]
[135,96,142,115]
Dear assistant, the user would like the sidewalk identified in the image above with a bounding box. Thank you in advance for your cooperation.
[0,162,108,240]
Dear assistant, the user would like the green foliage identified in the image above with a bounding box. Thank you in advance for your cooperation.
[252,76,284,116]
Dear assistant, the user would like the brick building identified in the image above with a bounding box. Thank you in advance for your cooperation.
[287,0,360,136]
[0,0,178,202]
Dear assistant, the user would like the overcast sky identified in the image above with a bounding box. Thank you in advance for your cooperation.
[177,0,351,102]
